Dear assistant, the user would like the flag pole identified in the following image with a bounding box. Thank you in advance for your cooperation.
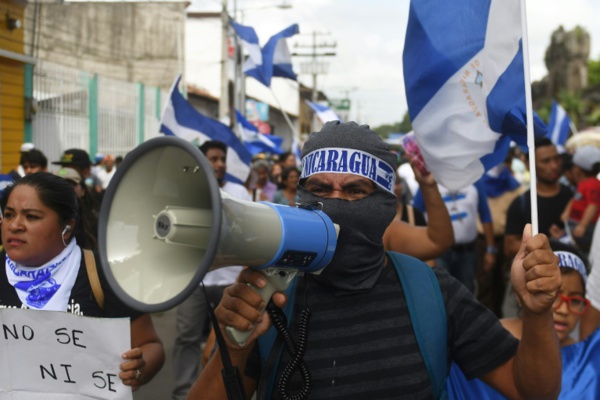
[520,0,538,235]
[269,86,299,143]
[570,120,579,135]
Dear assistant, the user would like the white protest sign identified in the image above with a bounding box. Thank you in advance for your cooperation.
[0,308,132,400]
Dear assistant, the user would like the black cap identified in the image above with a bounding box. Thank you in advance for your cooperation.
[52,149,92,169]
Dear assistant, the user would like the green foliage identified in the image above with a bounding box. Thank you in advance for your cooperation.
[536,100,552,123]
[373,122,402,139]
[586,107,600,126]
[589,58,600,86]
[373,111,413,138]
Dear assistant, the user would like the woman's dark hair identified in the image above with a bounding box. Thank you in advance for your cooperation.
[281,166,300,184]
[1,173,82,244]
[278,151,295,164]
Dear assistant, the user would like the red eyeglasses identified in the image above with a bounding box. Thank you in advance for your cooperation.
[553,293,590,315]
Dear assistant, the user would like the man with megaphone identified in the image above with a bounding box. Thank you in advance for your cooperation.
[188,121,562,400]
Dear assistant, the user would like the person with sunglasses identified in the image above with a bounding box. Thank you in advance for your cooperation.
[447,240,600,399]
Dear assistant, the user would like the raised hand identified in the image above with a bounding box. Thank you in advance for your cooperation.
[510,224,561,314]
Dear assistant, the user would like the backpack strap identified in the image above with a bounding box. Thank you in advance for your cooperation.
[83,249,105,309]
[387,251,448,399]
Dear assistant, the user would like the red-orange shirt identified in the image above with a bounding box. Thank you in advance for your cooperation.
[570,177,600,222]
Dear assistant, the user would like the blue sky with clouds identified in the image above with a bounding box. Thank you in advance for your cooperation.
[192,0,600,128]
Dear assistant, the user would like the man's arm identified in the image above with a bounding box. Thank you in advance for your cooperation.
[481,225,561,399]
[482,222,497,273]
[189,345,257,400]
[187,270,287,400]
[383,171,453,260]
[476,181,496,272]
[574,204,598,238]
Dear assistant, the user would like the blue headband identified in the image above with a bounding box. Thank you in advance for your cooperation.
[555,251,587,284]
[300,147,396,194]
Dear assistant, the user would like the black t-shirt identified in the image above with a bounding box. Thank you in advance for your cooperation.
[251,260,518,399]
[505,185,573,236]
[399,203,427,226]
[0,250,142,320]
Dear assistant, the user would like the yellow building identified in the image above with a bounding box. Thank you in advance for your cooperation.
[0,0,33,173]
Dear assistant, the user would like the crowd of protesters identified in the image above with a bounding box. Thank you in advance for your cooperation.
[5,132,600,399]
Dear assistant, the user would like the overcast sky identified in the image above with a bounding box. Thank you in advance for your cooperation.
[191,0,600,128]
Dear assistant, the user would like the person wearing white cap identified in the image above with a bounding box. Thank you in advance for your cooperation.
[560,145,600,253]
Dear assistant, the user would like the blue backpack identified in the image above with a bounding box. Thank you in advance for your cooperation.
[257,251,448,399]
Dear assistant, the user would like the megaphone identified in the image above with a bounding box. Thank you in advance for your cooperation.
[98,136,338,345]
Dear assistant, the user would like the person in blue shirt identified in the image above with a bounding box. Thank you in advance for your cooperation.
[447,241,600,399]
[413,179,496,292]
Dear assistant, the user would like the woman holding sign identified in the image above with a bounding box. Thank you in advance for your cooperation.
[0,172,165,391]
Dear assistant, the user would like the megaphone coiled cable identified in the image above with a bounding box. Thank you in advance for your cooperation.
[268,304,312,400]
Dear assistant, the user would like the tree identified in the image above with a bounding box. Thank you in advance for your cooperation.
[372,111,413,139]
[589,58,600,86]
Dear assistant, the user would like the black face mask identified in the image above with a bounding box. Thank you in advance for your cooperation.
[298,185,397,295]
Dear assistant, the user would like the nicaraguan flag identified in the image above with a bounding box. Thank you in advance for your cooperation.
[306,100,342,123]
[403,0,547,191]
[547,101,571,147]
[230,20,299,87]
[160,76,252,185]
[235,110,284,155]
[291,135,302,169]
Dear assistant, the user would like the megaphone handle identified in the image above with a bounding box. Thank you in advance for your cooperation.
[226,268,298,347]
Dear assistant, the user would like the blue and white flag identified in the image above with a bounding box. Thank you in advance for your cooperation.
[235,110,284,156]
[291,135,302,169]
[547,101,571,147]
[403,0,547,191]
[160,76,252,185]
[230,20,299,87]
[306,100,342,123]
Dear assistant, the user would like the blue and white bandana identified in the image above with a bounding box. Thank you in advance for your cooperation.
[6,239,81,311]
[300,147,396,194]
[555,250,588,284]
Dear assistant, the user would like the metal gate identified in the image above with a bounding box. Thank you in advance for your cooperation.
[32,60,164,165]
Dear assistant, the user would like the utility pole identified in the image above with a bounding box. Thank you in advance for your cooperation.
[219,0,229,122]
[293,31,336,132]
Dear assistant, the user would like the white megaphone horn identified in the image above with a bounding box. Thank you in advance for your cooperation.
[98,136,338,345]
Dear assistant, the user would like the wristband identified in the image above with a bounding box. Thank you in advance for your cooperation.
[486,246,498,254]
